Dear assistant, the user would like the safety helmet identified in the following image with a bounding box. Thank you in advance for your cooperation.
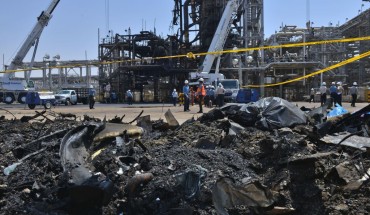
[336,82,341,85]
[198,78,204,82]
[353,82,358,86]
[311,88,314,90]
[184,80,189,84]
[322,82,326,86]
[173,89,176,92]
[332,82,336,85]
[218,83,222,87]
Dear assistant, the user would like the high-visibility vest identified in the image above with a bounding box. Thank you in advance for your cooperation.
[197,85,206,96]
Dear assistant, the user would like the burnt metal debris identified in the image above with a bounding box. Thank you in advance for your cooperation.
[0,98,370,215]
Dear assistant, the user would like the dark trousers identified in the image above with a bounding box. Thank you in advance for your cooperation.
[209,95,215,107]
[310,95,314,103]
[337,94,342,106]
[89,95,95,109]
[198,95,204,113]
[128,97,133,105]
[173,97,177,106]
[351,94,357,107]
[217,94,224,107]
[320,93,327,106]
[184,96,190,111]
[204,95,210,108]
[330,92,337,106]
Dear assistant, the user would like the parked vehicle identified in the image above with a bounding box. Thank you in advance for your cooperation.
[217,79,240,102]
[0,0,60,104]
[55,87,91,105]
[55,90,77,105]
[25,91,56,109]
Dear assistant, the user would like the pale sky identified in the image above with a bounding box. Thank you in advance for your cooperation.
[0,0,367,68]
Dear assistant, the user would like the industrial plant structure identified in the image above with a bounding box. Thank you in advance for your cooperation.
[13,0,370,103]
[97,0,370,103]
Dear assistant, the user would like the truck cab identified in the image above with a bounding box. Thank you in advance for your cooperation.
[218,79,240,102]
[55,90,78,105]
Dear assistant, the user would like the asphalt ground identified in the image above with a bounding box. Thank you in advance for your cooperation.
[0,100,368,124]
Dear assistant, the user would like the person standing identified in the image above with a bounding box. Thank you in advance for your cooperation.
[172,89,178,106]
[204,86,210,108]
[329,81,337,106]
[215,83,225,107]
[196,78,206,113]
[89,86,96,109]
[183,80,190,112]
[104,83,111,103]
[336,82,344,106]
[208,86,215,107]
[349,82,358,107]
[319,82,327,106]
[126,90,133,105]
[309,88,315,103]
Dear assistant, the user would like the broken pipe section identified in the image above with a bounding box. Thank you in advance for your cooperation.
[59,122,114,208]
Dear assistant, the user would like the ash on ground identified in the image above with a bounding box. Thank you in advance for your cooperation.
[1,98,370,215]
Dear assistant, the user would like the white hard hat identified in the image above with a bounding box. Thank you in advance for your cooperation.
[173,89,176,92]
[184,80,189,84]
[311,88,314,90]
[89,85,93,88]
[128,90,131,92]
[332,82,336,85]
[336,82,341,85]
[198,78,204,82]
[322,82,326,86]
[218,83,222,87]
[353,82,358,86]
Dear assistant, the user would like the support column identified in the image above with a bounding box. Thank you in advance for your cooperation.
[260,70,265,97]
[64,68,68,85]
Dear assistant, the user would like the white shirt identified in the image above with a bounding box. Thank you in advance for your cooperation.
[319,86,327,94]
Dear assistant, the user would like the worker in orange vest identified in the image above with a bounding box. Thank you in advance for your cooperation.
[196,78,206,113]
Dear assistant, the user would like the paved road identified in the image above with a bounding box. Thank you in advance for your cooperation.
[0,101,368,124]
[0,102,210,124]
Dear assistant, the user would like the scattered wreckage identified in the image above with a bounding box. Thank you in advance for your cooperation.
[0,97,369,214]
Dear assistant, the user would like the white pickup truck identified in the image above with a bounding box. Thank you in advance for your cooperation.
[55,90,78,105]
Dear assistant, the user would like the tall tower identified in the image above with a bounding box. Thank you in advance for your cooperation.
[243,0,264,65]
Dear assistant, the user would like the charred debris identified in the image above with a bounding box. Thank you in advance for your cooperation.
[0,97,370,215]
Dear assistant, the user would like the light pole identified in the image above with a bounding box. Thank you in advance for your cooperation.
[52,55,60,90]
[43,54,50,88]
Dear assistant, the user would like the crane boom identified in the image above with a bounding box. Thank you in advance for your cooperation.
[198,0,239,74]
[6,0,60,79]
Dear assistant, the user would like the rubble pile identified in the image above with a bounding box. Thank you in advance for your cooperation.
[0,98,370,215]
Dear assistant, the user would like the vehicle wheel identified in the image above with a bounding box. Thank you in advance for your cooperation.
[18,93,27,104]
[28,104,36,109]
[4,94,15,104]
[44,101,52,109]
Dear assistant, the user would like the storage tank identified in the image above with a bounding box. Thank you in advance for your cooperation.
[133,91,141,102]
[144,90,154,102]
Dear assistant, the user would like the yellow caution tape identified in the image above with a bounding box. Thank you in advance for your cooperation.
[244,49,370,88]
[1,36,370,74]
